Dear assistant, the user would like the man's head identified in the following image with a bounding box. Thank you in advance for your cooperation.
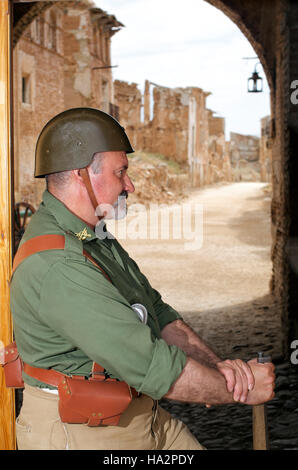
[35,107,135,226]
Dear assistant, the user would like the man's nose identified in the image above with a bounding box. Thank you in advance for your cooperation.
[124,174,135,193]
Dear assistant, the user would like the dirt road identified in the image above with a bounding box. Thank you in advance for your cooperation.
[113,181,282,360]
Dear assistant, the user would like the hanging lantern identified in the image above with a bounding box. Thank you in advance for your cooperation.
[247,63,263,93]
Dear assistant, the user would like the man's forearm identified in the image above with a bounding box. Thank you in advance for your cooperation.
[161,319,221,367]
[165,357,234,405]
[161,320,275,406]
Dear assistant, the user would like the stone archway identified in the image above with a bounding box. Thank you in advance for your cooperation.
[13,1,52,46]
[205,0,276,92]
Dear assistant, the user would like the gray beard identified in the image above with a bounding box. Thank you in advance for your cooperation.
[94,194,127,240]
[112,193,127,220]
[95,192,128,227]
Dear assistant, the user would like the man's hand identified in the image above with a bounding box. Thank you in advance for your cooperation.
[216,359,255,403]
[245,358,275,405]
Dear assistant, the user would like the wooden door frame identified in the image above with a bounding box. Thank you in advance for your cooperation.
[0,0,15,451]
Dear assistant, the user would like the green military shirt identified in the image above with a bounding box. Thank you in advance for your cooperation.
[10,190,187,400]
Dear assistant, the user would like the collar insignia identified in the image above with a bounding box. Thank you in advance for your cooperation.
[75,227,92,241]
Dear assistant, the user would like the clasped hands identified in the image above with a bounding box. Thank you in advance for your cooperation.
[207,358,275,407]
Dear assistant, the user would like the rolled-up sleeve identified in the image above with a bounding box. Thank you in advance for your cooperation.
[38,259,187,399]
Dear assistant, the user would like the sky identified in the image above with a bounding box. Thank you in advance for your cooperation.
[94,0,271,139]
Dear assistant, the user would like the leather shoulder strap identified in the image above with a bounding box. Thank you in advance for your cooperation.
[12,234,112,283]
[12,234,65,275]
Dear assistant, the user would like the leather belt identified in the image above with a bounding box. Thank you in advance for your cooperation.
[23,363,68,388]
[23,362,139,397]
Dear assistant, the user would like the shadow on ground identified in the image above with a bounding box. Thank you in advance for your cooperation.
[181,294,283,362]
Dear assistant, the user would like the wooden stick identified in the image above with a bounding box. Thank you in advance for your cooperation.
[252,352,271,450]
[253,404,269,450]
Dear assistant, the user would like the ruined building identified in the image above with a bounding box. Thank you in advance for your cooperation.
[114,79,235,187]
[114,78,273,187]
[13,0,122,206]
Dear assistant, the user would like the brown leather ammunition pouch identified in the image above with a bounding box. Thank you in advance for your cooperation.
[57,374,132,426]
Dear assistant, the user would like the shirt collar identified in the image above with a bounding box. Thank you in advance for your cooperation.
[42,190,98,243]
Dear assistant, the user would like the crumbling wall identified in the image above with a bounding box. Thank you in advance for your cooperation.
[113,80,142,149]
[208,111,232,183]
[115,80,235,188]
[62,5,114,111]
[229,132,260,182]
[147,86,189,162]
[63,5,93,107]
[189,87,210,186]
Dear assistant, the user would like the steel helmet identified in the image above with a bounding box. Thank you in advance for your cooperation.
[34,107,134,178]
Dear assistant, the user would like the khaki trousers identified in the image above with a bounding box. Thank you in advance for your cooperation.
[16,384,205,450]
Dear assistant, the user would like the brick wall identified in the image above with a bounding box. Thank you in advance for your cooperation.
[13,8,65,205]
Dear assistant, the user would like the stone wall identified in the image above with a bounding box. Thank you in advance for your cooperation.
[113,80,142,150]
[144,85,191,163]
[115,80,231,187]
[208,111,232,183]
[229,132,260,182]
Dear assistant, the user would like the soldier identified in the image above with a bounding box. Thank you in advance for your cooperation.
[10,108,275,450]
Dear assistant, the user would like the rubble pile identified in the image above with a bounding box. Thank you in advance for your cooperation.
[127,152,190,206]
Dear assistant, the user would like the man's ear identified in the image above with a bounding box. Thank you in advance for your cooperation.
[72,168,85,186]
